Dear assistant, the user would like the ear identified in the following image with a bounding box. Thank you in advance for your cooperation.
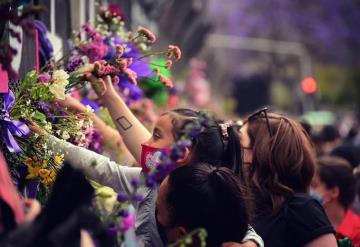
[329,186,340,200]
[175,147,191,166]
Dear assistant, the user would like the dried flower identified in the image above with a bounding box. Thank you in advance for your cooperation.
[167,45,182,61]
[137,26,156,43]
[159,74,173,88]
[165,60,173,69]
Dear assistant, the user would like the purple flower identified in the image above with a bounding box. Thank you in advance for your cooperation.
[38,73,51,83]
[117,192,128,202]
[87,129,103,154]
[133,194,144,202]
[130,178,140,188]
[119,209,129,217]
[35,101,54,120]
[66,56,84,72]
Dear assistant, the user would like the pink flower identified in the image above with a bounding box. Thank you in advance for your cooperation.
[159,74,173,88]
[123,68,138,85]
[119,212,135,232]
[137,26,157,44]
[115,45,124,58]
[38,73,51,83]
[167,45,182,61]
[113,75,120,85]
[107,4,125,20]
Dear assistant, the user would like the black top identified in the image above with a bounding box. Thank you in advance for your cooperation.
[254,193,335,247]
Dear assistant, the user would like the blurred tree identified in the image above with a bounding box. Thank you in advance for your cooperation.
[211,0,360,65]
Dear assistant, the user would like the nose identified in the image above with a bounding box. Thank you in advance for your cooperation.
[143,138,152,146]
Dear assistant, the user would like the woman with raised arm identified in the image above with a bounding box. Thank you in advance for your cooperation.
[35,75,263,247]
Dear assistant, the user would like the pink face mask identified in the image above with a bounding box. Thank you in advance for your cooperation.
[140,144,169,173]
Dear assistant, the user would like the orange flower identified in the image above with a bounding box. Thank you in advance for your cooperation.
[39,169,56,185]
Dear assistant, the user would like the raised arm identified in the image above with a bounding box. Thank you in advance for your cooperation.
[58,95,136,165]
[92,75,151,164]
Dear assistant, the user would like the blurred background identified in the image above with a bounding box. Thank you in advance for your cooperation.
[10,0,360,123]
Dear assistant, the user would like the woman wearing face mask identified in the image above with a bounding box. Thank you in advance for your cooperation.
[237,108,337,247]
[39,76,263,247]
[157,163,250,247]
[311,156,360,246]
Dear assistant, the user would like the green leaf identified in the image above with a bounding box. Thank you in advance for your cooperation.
[32,111,47,124]
[20,71,38,92]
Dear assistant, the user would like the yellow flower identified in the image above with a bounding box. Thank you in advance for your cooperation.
[26,165,41,180]
[25,157,35,166]
[39,169,56,185]
[53,155,64,166]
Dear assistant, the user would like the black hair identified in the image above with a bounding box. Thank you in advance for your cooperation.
[319,125,340,142]
[166,163,249,247]
[331,144,360,168]
[168,108,243,177]
[317,156,356,209]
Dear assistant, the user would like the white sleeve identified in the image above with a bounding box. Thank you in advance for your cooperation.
[242,225,264,247]
[47,135,141,194]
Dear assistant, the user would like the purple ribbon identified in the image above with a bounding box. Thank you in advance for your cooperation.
[0,91,30,152]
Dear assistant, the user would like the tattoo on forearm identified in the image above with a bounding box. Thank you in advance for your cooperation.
[116,116,133,131]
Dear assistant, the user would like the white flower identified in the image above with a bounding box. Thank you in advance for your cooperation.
[34,133,39,139]
[88,119,94,128]
[49,70,69,100]
[52,70,69,85]
[44,122,52,132]
[85,105,94,113]
[62,131,70,140]
[49,83,67,100]
[76,119,84,129]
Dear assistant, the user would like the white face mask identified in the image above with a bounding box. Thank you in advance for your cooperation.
[309,188,324,204]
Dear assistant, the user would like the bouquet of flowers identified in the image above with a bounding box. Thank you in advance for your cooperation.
[1,67,95,200]
[66,6,181,104]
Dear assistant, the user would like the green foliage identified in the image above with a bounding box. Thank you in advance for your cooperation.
[20,70,38,92]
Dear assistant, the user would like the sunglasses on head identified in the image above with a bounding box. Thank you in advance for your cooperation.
[247,107,273,137]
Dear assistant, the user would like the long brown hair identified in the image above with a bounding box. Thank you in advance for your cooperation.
[246,113,316,214]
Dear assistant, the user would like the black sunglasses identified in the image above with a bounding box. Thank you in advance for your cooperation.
[247,107,273,137]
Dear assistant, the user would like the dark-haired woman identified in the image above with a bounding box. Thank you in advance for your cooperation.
[238,109,337,247]
[312,156,360,246]
[157,163,250,247]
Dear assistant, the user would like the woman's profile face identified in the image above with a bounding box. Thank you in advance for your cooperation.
[143,114,175,148]
[239,123,253,166]
[156,177,185,243]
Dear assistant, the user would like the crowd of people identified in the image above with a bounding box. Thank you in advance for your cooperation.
[1,74,360,247]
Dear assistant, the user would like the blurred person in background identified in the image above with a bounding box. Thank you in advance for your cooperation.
[311,156,360,246]
[314,125,342,156]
